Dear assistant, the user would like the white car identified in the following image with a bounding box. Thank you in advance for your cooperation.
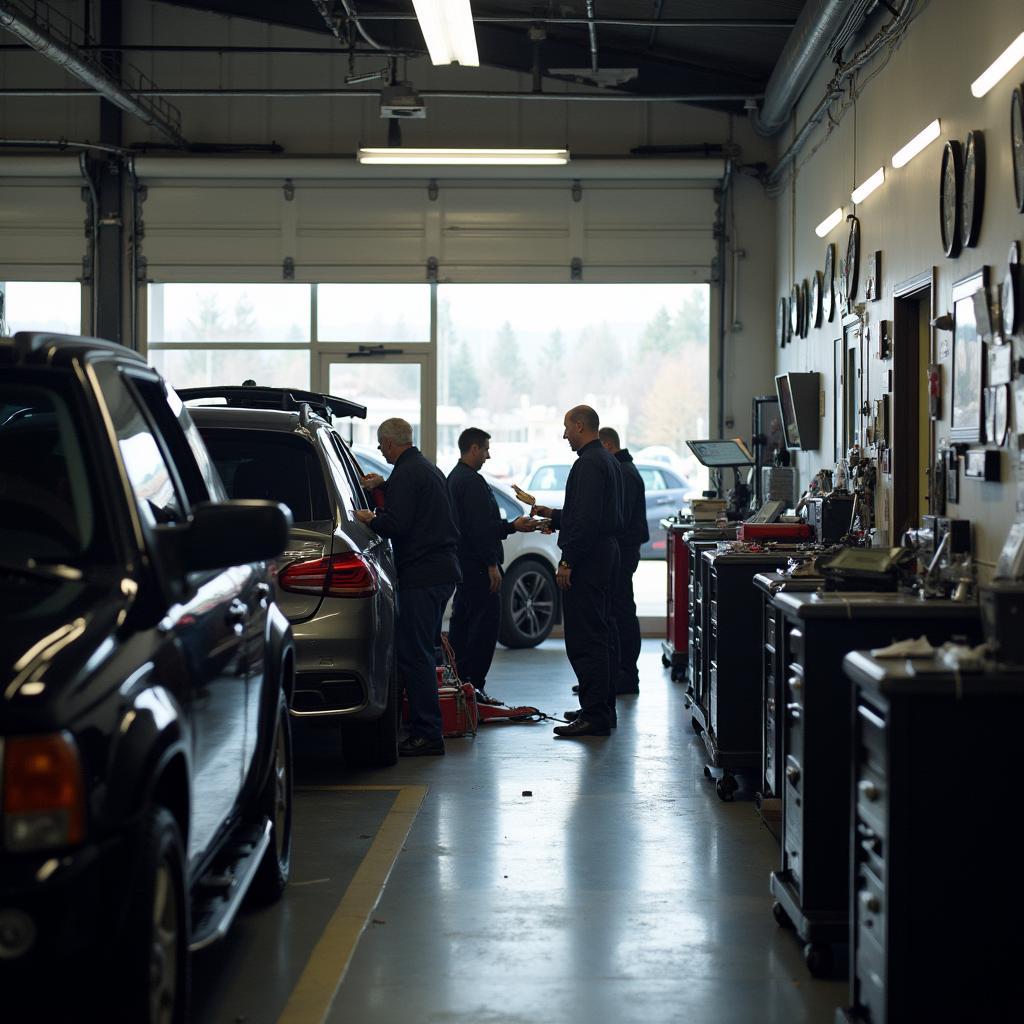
[352,448,561,648]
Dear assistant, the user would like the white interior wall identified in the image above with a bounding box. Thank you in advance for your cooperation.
[775,0,1022,573]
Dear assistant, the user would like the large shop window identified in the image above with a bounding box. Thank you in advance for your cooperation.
[0,282,81,335]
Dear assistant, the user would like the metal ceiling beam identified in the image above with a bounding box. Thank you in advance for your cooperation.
[585,1,599,73]
[355,14,796,30]
[0,0,186,146]
[0,87,763,103]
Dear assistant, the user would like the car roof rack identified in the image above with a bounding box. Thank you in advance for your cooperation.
[177,384,367,420]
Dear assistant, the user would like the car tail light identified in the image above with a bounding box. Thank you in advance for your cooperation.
[3,733,86,852]
[279,552,378,598]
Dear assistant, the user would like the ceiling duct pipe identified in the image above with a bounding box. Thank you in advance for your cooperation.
[0,1,186,147]
[752,0,857,136]
[585,1,599,74]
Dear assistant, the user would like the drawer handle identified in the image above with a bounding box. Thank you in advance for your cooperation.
[859,780,881,802]
[858,705,886,730]
[786,702,802,721]
[787,675,803,692]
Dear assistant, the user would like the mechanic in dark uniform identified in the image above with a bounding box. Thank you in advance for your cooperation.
[356,417,461,757]
[447,427,537,697]
[532,405,622,738]
[600,426,649,694]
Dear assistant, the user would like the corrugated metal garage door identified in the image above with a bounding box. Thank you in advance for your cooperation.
[133,159,723,285]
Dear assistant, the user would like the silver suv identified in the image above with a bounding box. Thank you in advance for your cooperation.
[184,386,399,768]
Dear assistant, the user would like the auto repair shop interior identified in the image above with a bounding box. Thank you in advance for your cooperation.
[2,0,1024,1021]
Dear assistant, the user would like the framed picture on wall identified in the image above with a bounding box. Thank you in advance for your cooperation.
[950,267,990,444]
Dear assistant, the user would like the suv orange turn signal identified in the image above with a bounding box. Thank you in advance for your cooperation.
[279,552,379,599]
[3,733,86,852]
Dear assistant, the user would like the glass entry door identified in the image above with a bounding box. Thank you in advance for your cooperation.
[319,353,432,460]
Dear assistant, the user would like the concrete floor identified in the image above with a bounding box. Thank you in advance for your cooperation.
[198,639,847,1023]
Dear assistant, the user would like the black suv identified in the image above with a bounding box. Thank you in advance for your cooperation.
[184,386,400,769]
[0,334,295,1022]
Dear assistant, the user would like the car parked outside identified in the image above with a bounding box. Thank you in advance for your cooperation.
[353,447,561,649]
[524,459,696,559]
[186,387,401,769]
[0,333,294,1023]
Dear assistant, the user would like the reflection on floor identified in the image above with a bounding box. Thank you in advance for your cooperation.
[197,640,847,1023]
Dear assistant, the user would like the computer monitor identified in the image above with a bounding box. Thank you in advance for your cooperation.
[685,438,754,467]
[774,372,821,450]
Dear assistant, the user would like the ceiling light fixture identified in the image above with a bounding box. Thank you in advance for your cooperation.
[851,167,885,205]
[412,0,480,67]
[815,208,844,238]
[357,147,571,166]
[971,32,1024,97]
[892,119,941,168]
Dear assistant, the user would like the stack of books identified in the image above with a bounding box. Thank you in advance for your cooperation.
[691,498,727,525]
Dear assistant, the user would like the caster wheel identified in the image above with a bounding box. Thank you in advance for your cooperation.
[691,717,703,734]
[662,653,671,668]
[716,777,736,801]
[772,902,794,929]
[803,942,833,978]
[703,764,713,779]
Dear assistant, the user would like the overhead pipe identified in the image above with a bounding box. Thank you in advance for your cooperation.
[350,15,796,30]
[312,0,387,52]
[0,1,186,147]
[585,1,599,74]
[752,0,855,136]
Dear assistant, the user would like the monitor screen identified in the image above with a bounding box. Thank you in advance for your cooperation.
[775,374,801,448]
[685,438,754,467]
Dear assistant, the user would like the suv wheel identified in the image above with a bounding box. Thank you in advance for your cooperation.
[499,559,557,649]
[250,686,293,903]
[112,807,190,1024]
[342,659,399,768]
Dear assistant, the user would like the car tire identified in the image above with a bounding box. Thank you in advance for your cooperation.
[250,686,293,904]
[342,659,399,769]
[110,806,190,1024]
[499,559,558,649]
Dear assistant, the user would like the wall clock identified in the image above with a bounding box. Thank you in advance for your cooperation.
[940,139,963,259]
[801,279,811,337]
[811,270,823,328]
[823,243,835,322]
[790,285,800,336]
[1012,85,1024,214]
[777,296,788,347]
[845,215,860,311]
[962,130,985,249]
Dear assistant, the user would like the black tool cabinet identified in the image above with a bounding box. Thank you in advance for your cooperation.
[768,593,981,977]
[694,550,796,800]
[684,534,728,721]
[753,571,822,838]
[838,653,1024,1024]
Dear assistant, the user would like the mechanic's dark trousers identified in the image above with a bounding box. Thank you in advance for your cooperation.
[611,544,642,690]
[563,541,618,728]
[448,566,500,689]
[397,583,455,741]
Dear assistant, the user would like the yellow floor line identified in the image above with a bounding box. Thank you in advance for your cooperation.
[277,784,428,1024]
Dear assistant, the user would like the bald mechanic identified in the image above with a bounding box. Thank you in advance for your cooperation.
[356,417,461,757]
[532,405,622,738]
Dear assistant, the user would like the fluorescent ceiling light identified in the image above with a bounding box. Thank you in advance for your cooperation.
[971,31,1024,97]
[358,147,570,166]
[412,0,479,67]
[851,167,885,205]
[815,208,844,238]
[892,119,941,168]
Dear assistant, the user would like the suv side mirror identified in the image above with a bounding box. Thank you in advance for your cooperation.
[175,500,292,572]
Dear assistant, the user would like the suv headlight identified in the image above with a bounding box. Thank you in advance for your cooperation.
[2,733,86,853]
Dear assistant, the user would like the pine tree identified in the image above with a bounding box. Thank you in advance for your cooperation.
[449,338,480,410]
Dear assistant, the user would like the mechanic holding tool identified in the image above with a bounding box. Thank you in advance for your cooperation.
[532,405,622,738]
